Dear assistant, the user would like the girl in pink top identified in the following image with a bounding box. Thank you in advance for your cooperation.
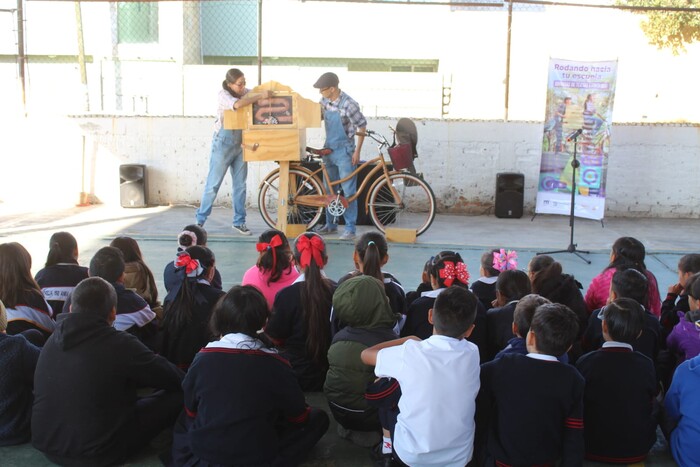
[242,229,299,309]
[584,237,661,317]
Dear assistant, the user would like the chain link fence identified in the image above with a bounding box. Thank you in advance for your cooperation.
[0,0,698,121]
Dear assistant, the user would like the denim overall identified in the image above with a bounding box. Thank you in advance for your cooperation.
[323,95,357,234]
[195,128,247,227]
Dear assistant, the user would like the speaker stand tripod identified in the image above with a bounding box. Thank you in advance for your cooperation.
[537,132,591,264]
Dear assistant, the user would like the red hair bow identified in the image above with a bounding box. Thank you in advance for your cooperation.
[256,234,283,271]
[439,261,470,287]
[296,235,324,269]
[175,253,202,277]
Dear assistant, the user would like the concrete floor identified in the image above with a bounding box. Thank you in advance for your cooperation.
[1,202,694,466]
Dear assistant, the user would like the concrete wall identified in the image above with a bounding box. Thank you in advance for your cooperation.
[4,116,697,218]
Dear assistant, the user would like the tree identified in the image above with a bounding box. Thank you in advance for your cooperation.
[621,0,700,54]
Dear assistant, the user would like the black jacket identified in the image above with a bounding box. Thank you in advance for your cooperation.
[31,312,183,465]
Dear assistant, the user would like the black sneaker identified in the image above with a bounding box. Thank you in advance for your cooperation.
[232,224,252,236]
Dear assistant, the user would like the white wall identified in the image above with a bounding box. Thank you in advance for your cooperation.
[3,115,695,218]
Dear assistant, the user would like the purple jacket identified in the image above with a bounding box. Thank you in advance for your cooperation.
[667,311,700,362]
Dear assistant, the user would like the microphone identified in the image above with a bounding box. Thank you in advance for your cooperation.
[566,129,583,141]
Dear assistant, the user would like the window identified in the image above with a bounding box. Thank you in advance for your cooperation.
[118,2,159,44]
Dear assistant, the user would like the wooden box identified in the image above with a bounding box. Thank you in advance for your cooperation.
[223,81,321,162]
[385,227,417,244]
[242,129,306,162]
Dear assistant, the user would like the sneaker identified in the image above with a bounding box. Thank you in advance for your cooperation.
[339,230,356,241]
[313,225,338,235]
[232,224,252,236]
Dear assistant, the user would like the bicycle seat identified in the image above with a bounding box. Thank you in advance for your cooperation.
[306,146,332,156]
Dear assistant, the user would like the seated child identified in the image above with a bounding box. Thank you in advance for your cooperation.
[405,257,433,307]
[172,285,329,466]
[337,232,407,329]
[242,229,299,310]
[667,272,700,362]
[470,248,501,310]
[266,233,337,391]
[664,353,700,467]
[576,298,658,463]
[494,293,560,360]
[660,253,700,333]
[159,246,225,370]
[477,303,584,465]
[164,225,222,292]
[34,231,89,318]
[0,300,41,446]
[581,268,662,363]
[361,286,481,467]
[402,250,471,341]
[485,268,531,361]
[64,247,158,348]
[324,275,399,446]
[110,236,162,318]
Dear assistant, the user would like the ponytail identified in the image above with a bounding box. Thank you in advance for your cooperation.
[45,232,78,267]
[355,232,388,282]
[294,233,332,368]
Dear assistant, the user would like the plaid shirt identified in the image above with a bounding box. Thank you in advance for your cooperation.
[321,91,367,141]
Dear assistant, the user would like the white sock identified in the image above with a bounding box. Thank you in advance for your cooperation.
[382,436,392,455]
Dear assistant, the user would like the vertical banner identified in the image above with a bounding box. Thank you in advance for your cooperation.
[536,58,617,220]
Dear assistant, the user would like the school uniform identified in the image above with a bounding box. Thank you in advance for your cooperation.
[405,281,432,307]
[266,276,336,391]
[164,260,222,292]
[0,333,40,446]
[576,342,657,463]
[477,353,585,466]
[471,276,497,311]
[581,307,661,362]
[375,335,481,467]
[64,282,157,348]
[5,291,55,340]
[159,280,225,370]
[35,263,88,317]
[172,333,329,466]
[485,301,518,361]
[660,292,689,335]
[402,288,488,362]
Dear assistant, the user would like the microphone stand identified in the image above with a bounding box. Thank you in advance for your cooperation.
[537,131,591,264]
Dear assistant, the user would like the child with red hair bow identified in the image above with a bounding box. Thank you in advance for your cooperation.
[265,233,336,391]
[242,229,299,310]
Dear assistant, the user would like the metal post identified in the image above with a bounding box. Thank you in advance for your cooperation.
[75,1,89,111]
[257,0,262,85]
[504,0,513,121]
[16,0,26,114]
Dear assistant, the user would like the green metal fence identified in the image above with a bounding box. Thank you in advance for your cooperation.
[1,0,698,122]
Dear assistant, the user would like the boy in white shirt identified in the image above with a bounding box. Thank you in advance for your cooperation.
[361,286,480,467]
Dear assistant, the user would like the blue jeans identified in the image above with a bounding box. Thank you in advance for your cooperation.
[196,129,247,226]
[324,144,357,233]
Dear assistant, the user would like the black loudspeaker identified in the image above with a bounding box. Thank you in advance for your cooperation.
[495,172,524,219]
[119,164,148,208]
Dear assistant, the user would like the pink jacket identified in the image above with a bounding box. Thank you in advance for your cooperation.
[584,267,661,317]
[241,265,300,310]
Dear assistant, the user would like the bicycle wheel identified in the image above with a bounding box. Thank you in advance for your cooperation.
[367,173,436,236]
[258,167,324,229]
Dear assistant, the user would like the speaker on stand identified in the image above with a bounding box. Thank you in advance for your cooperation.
[494,172,524,218]
[119,164,148,208]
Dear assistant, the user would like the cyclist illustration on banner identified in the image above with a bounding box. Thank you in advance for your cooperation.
[537,58,618,221]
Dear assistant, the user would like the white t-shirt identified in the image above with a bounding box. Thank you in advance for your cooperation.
[375,335,480,467]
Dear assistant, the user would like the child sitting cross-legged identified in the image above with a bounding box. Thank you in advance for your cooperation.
[576,297,658,464]
[361,286,481,467]
[476,303,584,465]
